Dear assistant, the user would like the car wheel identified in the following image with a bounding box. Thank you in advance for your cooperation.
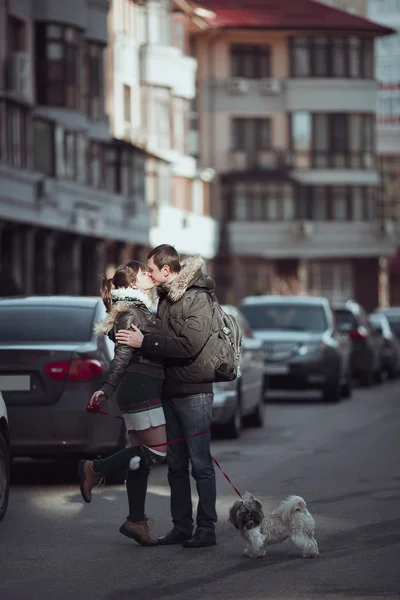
[222,400,242,439]
[243,390,265,428]
[0,432,10,521]
[359,370,373,387]
[341,370,353,399]
[322,382,341,403]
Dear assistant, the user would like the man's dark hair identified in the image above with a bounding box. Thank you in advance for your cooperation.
[148,244,181,273]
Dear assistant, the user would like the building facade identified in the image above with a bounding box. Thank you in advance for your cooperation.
[192,0,395,311]
[367,0,400,303]
[106,0,218,264]
[0,0,152,296]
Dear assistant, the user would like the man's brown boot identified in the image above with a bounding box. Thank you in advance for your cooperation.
[119,518,160,546]
[79,460,102,503]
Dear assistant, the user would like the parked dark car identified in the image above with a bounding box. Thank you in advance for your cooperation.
[373,307,400,341]
[212,306,265,438]
[0,296,125,462]
[369,312,400,379]
[240,295,352,402]
[332,300,383,386]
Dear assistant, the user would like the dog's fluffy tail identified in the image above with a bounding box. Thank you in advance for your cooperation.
[273,495,307,527]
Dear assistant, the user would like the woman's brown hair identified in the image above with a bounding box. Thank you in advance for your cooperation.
[101,261,143,313]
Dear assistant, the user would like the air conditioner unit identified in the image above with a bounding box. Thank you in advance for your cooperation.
[258,78,282,95]
[6,52,32,99]
[291,220,313,239]
[225,77,249,95]
[372,220,395,238]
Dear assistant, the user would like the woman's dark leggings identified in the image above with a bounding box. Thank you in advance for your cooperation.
[92,446,150,523]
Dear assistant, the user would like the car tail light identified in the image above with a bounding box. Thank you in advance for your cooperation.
[348,327,368,342]
[45,360,104,382]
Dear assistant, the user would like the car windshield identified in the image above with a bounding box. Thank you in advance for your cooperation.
[334,309,358,331]
[384,314,400,337]
[240,304,327,332]
[0,306,94,343]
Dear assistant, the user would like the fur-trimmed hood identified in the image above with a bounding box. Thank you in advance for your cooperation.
[157,254,215,303]
[94,288,153,335]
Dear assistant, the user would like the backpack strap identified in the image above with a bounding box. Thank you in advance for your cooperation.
[181,288,214,321]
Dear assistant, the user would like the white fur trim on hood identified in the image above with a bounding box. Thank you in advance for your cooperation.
[94,288,153,335]
[159,254,205,303]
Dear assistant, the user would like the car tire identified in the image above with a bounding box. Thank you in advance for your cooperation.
[222,399,242,439]
[341,370,353,399]
[0,432,10,522]
[322,382,341,403]
[359,370,373,387]
[243,390,265,428]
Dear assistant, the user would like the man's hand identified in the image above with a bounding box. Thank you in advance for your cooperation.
[115,324,144,348]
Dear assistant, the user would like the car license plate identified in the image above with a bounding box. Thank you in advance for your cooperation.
[0,375,31,391]
[265,365,289,375]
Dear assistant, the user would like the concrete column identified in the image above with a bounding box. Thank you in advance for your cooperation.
[82,239,107,296]
[378,256,389,308]
[55,236,83,295]
[298,260,309,295]
[10,228,24,292]
[23,228,36,296]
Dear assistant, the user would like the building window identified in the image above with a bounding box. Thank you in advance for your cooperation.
[36,24,83,109]
[123,84,132,124]
[86,42,105,121]
[8,16,26,52]
[308,262,353,304]
[0,99,30,168]
[298,186,377,220]
[150,88,171,150]
[173,98,188,154]
[231,118,271,169]
[33,118,55,176]
[291,112,375,169]
[290,36,374,78]
[231,45,270,78]
[231,181,294,221]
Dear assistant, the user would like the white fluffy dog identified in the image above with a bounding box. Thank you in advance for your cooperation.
[228,492,319,559]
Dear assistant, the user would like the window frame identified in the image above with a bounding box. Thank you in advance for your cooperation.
[230,44,271,78]
[290,36,374,79]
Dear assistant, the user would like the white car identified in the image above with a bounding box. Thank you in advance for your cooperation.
[0,391,10,521]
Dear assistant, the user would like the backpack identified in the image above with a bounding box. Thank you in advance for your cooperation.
[183,291,243,383]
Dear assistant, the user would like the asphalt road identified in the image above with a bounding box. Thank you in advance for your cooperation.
[1,382,400,600]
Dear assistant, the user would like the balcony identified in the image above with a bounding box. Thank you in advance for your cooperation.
[226,220,396,259]
[140,45,196,99]
[206,77,284,113]
[286,78,377,113]
[229,149,292,172]
[291,151,376,170]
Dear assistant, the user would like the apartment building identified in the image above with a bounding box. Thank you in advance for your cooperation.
[106,0,218,264]
[191,0,395,311]
[0,0,152,296]
[367,0,400,302]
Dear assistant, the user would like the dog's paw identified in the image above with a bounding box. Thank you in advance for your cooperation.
[244,548,265,559]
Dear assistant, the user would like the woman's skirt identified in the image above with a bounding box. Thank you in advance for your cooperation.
[116,372,165,431]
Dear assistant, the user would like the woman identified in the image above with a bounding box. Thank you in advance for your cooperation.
[79,261,167,547]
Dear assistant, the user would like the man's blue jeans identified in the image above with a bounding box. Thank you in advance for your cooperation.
[163,393,217,535]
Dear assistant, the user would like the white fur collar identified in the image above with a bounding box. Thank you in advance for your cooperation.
[94,288,153,335]
[111,287,153,312]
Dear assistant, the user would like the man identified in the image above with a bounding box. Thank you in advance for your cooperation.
[115,244,217,548]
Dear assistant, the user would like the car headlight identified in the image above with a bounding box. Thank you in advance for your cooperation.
[297,343,326,356]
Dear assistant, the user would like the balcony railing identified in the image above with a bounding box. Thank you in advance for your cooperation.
[291,151,376,170]
[229,149,293,172]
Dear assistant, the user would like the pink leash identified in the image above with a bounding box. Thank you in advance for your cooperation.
[86,403,242,498]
